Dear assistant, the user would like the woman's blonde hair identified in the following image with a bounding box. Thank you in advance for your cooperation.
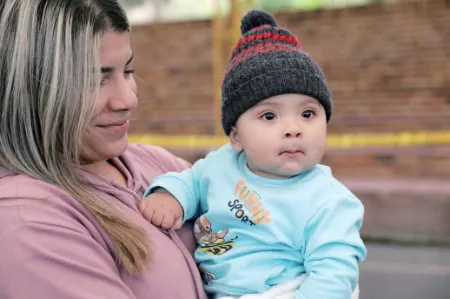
[0,0,148,275]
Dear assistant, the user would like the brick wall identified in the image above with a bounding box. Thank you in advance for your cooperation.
[130,0,450,135]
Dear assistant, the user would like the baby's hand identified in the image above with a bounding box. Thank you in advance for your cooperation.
[139,189,184,230]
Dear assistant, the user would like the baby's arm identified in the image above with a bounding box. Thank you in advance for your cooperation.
[294,195,367,299]
[140,152,213,229]
[140,188,185,229]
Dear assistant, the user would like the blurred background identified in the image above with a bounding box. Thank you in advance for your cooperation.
[119,0,450,298]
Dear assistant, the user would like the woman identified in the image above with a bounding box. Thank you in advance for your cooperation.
[0,1,206,298]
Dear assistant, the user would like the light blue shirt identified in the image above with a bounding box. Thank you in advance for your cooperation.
[146,144,367,299]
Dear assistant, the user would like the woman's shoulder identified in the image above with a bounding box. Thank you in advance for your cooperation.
[125,143,191,173]
[0,171,71,200]
[0,171,99,237]
[0,172,138,299]
[0,171,113,269]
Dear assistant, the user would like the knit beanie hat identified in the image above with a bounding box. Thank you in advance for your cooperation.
[221,9,332,136]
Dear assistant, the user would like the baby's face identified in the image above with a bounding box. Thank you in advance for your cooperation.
[230,94,327,179]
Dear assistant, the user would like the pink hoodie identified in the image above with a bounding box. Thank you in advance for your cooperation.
[0,144,207,299]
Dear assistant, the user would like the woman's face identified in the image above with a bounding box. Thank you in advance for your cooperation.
[81,31,138,164]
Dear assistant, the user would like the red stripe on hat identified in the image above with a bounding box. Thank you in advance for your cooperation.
[224,42,301,80]
[232,32,301,54]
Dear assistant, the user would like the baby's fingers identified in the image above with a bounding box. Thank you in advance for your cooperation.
[160,212,177,230]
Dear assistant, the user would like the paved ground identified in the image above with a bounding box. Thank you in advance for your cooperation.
[360,243,450,299]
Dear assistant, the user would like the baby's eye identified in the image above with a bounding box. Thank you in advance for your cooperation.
[261,112,276,120]
[302,110,315,119]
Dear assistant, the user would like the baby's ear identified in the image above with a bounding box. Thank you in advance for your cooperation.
[229,127,243,152]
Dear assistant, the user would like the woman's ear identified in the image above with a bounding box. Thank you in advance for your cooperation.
[229,127,243,152]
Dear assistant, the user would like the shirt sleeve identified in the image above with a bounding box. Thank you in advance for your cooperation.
[295,195,367,299]
[0,210,137,299]
[144,155,209,223]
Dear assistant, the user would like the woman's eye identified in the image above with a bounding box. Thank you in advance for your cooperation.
[261,112,276,120]
[124,69,135,77]
[302,110,315,119]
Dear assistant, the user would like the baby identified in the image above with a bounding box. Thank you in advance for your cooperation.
[140,9,367,299]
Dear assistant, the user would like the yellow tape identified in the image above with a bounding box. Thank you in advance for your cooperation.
[128,131,450,149]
